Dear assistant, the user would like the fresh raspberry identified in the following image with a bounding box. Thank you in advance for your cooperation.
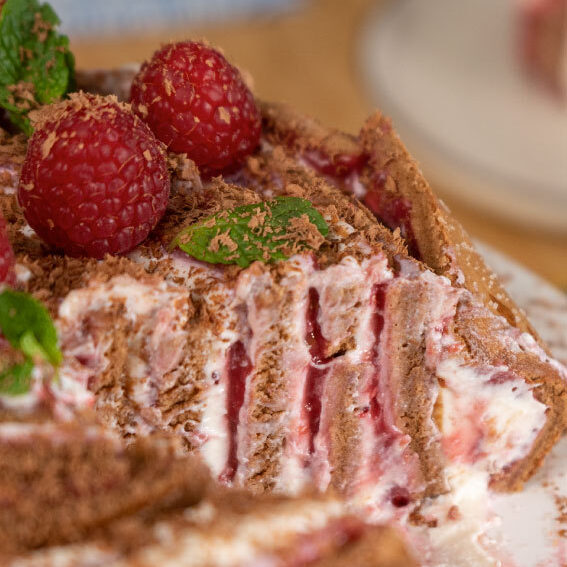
[130,41,261,174]
[0,213,15,285]
[18,93,170,259]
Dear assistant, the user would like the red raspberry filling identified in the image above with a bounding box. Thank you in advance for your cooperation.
[130,41,261,174]
[18,93,170,259]
[0,213,15,285]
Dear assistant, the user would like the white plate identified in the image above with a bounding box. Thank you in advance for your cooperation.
[358,0,567,233]
[471,243,567,566]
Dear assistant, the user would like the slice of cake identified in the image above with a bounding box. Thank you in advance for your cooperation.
[0,388,415,567]
[0,300,412,567]
[11,505,414,567]
[10,489,416,567]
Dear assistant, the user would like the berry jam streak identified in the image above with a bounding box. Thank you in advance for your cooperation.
[369,282,396,444]
[221,340,253,482]
[280,516,366,567]
[302,150,421,260]
[370,283,412,509]
[304,287,331,456]
[302,148,368,178]
[363,172,420,260]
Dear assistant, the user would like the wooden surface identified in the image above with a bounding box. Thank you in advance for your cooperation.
[70,0,567,289]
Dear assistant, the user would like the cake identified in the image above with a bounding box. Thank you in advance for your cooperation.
[1,8,567,562]
[0,397,414,567]
[1,64,566,514]
[519,0,567,99]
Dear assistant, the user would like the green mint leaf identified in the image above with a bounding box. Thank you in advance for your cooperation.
[0,358,33,395]
[0,290,61,396]
[0,0,75,135]
[172,196,329,268]
[0,289,62,366]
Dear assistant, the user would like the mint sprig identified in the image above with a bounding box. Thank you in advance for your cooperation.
[171,196,329,268]
[0,0,75,135]
[0,289,61,395]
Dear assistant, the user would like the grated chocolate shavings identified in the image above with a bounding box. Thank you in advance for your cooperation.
[32,11,53,43]
[209,230,237,254]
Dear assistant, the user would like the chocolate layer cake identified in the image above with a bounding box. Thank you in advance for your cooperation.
[1,330,413,566]
[1,397,413,567]
[1,67,566,537]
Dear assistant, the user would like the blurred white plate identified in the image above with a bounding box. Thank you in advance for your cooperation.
[359,0,567,233]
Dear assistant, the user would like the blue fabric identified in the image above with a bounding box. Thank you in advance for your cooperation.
[49,0,300,37]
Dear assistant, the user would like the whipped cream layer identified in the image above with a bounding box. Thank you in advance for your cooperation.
[126,499,348,567]
[56,274,193,437]
[437,357,546,473]
[8,497,380,567]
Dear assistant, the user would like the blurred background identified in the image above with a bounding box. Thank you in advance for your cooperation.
[52,0,567,288]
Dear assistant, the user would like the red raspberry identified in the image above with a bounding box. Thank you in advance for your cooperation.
[18,93,170,259]
[130,41,261,174]
[0,213,15,285]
